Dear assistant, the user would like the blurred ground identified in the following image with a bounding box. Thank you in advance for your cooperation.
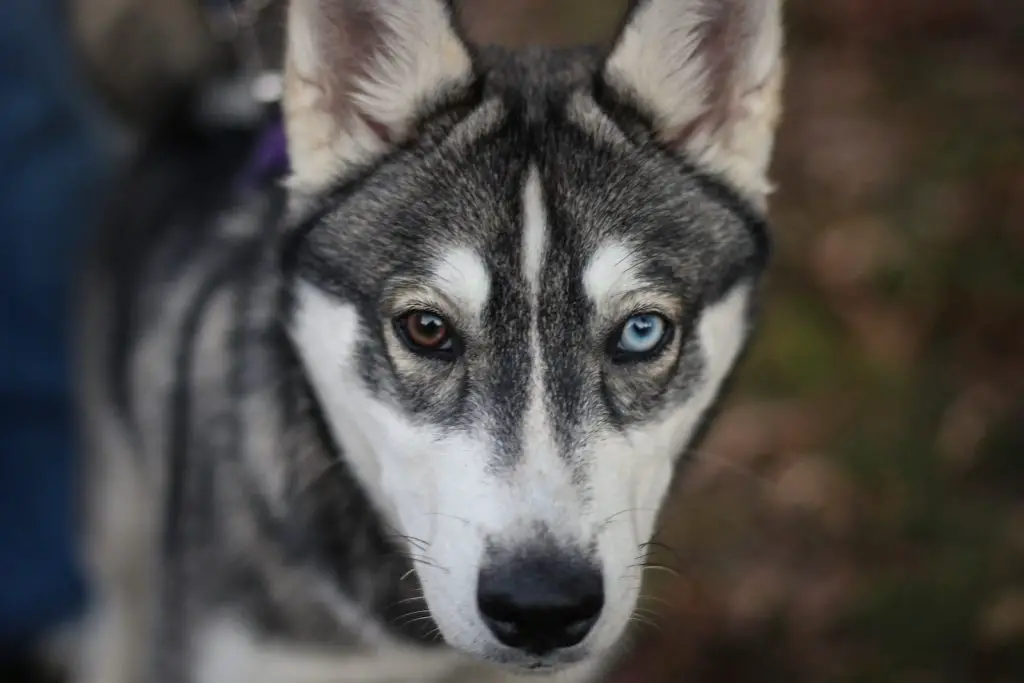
[463,1,1024,681]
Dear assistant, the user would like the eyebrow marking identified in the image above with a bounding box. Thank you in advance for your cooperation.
[583,241,644,311]
[427,246,491,318]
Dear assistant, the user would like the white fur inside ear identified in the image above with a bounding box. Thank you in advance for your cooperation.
[347,2,473,132]
[605,2,711,144]
[605,0,784,205]
[284,0,474,193]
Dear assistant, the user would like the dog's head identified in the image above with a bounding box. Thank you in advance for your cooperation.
[283,0,782,672]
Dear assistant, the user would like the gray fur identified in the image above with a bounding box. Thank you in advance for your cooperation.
[74,2,779,682]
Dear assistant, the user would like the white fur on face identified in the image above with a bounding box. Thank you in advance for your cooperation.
[583,282,752,649]
[581,241,645,316]
[574,241,754,649]
[514,169,584,551]
[429,247,492,321]
[288,189,753,672]
[520,168,548,294]
[288,276,508,661]
[288,278,752,664]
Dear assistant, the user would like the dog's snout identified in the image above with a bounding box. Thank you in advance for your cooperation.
[476,551,603,655]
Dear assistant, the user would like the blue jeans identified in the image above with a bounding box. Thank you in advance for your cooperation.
[0,0,111,656]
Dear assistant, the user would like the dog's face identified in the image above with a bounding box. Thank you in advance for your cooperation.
[285,0,782,672]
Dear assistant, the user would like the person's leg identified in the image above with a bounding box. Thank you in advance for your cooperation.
[0,0,111,661]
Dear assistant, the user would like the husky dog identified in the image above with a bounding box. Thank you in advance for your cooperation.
[74,0,784,681]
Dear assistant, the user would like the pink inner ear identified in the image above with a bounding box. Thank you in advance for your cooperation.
[669,1,747,147]
[364,117,397,144]
[319,1,399,141]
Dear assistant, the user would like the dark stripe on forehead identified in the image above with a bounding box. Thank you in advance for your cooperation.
[484,101,598,476]
[486,106,618,481]
[481,140,534,471]
[533,161,596,483]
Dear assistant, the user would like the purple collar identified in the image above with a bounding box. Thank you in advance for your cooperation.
[237,117,289,191]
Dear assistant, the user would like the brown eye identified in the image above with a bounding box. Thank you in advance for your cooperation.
[395,310,458,360]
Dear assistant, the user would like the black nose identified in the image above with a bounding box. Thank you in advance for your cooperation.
[477,550,604,655]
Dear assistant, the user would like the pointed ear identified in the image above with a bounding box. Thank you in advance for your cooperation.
[603,0,784,205]
[283,0,474,192]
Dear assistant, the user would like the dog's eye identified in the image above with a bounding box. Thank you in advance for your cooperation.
[395,310,458,360]
[610,313,672,362]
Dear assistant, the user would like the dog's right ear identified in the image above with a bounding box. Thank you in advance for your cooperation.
[283,0,474,193]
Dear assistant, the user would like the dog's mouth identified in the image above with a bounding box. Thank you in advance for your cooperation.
[482,642,592,674]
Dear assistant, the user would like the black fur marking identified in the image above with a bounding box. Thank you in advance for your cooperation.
[101,118,262,435]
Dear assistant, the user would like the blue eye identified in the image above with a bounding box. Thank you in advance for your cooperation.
[614,313,670,358]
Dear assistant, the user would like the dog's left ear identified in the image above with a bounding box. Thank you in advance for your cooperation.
[603,0,784,205]
[283,0,474,192]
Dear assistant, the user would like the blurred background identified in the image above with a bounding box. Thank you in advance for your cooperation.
[1,0,1022,682]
